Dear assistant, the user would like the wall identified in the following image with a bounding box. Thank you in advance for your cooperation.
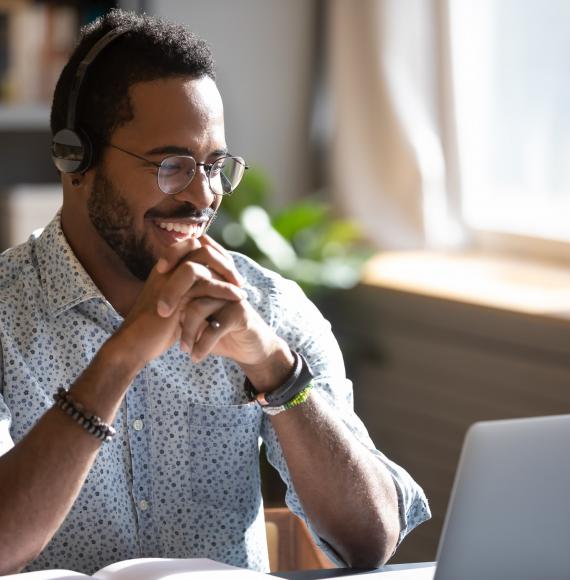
[148,0,318,205]
[319,280,570,563]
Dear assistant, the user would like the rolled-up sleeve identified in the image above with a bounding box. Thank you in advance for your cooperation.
[255,273,431,563]
[0,341,14,457]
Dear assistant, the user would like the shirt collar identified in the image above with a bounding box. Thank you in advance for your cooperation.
[35,214,104,317]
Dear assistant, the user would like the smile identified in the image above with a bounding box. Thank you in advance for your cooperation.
[151,219,209,244]
[157,221,205,235]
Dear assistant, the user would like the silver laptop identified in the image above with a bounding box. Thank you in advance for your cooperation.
[433,414,570,580]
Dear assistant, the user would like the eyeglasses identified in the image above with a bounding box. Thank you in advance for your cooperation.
[107,143,248,196]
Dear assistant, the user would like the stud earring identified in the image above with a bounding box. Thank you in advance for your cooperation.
[71,178,81,187]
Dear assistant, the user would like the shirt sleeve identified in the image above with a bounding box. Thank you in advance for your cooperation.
[258,275,431,564]
[0,336,15,457]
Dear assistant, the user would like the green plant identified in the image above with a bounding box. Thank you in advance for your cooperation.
[209,167,373,298]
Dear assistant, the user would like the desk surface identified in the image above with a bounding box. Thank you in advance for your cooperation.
[272,562,436,579]
[272,570,363,579]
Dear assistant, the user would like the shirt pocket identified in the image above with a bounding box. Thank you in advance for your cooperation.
[188,401,263,512]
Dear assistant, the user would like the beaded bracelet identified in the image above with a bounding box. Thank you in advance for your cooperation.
[52,387,116,443]
[261,382,314,416]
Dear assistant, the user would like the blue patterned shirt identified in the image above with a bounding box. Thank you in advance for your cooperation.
[0,216,430,574]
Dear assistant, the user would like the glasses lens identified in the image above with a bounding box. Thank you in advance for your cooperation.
[158,156,196,194]
[208,156,246,195]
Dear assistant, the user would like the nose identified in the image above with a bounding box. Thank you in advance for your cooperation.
[172,165,216,209]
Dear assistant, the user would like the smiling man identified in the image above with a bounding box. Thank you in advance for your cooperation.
[0,9,430,575]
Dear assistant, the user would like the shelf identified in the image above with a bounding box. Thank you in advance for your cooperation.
[362,251,570,322]
[0,104,51,130]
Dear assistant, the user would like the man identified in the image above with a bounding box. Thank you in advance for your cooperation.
[0,9,430,575]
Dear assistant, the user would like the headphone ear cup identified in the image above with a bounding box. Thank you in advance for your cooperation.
[51,128,93,174]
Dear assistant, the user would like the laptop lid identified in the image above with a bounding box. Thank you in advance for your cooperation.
[434,414,570,580]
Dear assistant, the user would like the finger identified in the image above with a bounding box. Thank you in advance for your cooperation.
[191,301,244,362]
[157,261,244,318]
[185,278,246,301]
[184,244,243,287]
[200,235,245,286]
[157,260,209,317]
[192,315,218,344]
[155,237,202,274]
[179,297,226,354]
[200,233,231,257]
[158,238,243,287]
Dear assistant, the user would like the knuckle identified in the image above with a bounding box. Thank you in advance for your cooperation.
[184,299,203,316]
[181,259,195,272]
[202,245,216,259]
[180,260,200,278]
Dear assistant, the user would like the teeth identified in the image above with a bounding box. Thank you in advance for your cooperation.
[158,222,202,237]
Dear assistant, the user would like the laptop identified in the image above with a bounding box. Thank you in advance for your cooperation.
[433,413,570,580]
[370,414,570,580]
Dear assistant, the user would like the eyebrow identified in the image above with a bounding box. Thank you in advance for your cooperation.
[144,145,229,158]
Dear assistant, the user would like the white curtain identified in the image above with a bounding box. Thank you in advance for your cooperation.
[327,0,464,250]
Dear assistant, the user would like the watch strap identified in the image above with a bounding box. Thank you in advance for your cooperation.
[245,350,314,408]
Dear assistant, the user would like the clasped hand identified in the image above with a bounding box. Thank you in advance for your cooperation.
[116,235,281,371]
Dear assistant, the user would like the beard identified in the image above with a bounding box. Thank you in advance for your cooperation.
[86,169,218,281]
[87,170,159,280]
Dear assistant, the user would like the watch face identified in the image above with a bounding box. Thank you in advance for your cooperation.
[256,393,270,407]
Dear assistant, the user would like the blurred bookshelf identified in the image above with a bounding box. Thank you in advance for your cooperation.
[0,1,138,248]
[0,103,50,129]
[0,0,142,155]
[0,1,123,106]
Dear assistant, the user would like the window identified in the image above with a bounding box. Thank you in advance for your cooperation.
[450,0,570,243]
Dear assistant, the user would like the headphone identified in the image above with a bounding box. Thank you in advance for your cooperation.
[51,28,127,174]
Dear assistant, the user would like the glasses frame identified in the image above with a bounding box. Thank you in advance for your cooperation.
[106,142,248,196]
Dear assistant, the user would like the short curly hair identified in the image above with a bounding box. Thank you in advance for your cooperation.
[50,9,216,167]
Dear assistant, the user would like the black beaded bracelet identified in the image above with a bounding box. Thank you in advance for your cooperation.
[53,387,116,443]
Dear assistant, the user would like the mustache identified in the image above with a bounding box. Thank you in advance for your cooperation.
[203,209,218,235]
[145,205,216,221]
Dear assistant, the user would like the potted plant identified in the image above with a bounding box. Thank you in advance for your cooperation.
[210,167,373,300]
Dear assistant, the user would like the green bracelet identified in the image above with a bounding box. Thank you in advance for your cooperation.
[262,383,314,416]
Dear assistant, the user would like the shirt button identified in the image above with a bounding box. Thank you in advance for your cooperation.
[133,419,144,431]
[139,499,149,511]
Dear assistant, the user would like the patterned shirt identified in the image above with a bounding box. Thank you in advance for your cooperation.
[0,215,430,574]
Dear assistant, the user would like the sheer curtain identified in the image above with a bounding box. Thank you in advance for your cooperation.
[450,0,570,243]
[327,0,464,250]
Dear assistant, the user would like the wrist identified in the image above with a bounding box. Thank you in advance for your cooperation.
[104,328,148,373]
[67,338,141,423]
[240,339,295,393]
[99,335,146,375]
[245,349,315,412]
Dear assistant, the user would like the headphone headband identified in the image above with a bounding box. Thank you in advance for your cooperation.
[66,28,126,129]
[52,28,127,174]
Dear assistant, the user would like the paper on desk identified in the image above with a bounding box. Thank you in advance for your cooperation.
[0,558,268,580]
[0,571,88,580]
[94,558,268,580]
